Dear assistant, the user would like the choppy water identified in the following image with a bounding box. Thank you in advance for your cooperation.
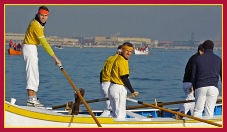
[5,46,222,110]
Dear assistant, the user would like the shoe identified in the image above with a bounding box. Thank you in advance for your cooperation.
[27,98,44,107]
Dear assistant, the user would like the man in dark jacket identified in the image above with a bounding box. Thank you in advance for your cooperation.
[177,44,205,118]
[192,40,222,119]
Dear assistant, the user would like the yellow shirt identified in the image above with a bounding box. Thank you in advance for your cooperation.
[101,54,119,82]
[110,55,129,85]
[24,18,54,56]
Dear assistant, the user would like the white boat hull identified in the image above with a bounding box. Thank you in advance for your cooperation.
[134,49,149,55]
[5,101,222,128]
[5,110,222,127]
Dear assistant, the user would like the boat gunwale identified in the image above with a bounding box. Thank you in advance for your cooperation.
[5,101,222,125]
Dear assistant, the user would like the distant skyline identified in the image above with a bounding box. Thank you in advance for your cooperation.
[5,5,222,41]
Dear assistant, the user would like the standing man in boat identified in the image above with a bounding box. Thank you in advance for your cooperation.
[13,43,17,50]
[176,44,205,119]
[23,6,62,107]
[109,42,139,119]
[192,40,222,119]
[17,43,22,51]
[99,45,122,117]
[9,39,13,48]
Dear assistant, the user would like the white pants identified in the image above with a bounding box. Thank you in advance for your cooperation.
[22,44,39,92]
[194,86,219,119]
[100,82,111,117]
[108,83,127,119]
[178,82,195,115]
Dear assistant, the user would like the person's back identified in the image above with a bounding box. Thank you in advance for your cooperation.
[99,45,122,117]
[192,40,222,119]
[13,43,17,50]
[193,50,221,88]
[176,44,205,119]
[183,53,199,83]
[101,55,116,82]
[9,39,13,48]
[183,44,205,83]
[17,43,22,51]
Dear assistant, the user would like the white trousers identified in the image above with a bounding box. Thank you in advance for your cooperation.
[108,83,127,119]
[22,44,39,92]
[194,86,219,119]
[178,82,195,115]
[100,82,111,117]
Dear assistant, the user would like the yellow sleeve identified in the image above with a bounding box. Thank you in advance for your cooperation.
[39,37,55,56]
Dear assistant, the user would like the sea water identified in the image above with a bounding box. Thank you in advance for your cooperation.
[5,46,222,110]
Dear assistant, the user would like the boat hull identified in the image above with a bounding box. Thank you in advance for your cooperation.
[55,46,64,49]
[5,101,222,128]
[134,49,149,55]
[8,48,22,55]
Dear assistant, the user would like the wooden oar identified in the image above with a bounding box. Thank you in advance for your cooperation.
[52,101,73,109]
[127,99,222,110]
[58,65,102,127]
[52,97,108,109]
[126,98,222,127]
[84,97,108,104]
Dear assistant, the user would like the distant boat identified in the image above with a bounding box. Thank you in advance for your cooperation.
[134,45,149,55]
[55,44,64,49]
[8,48,22,55]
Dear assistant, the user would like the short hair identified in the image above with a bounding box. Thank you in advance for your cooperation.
[198,44,205,53]
[38,6,49,12]
[122,42,133,48]
[202,40,214,50]
[117,45,123,49]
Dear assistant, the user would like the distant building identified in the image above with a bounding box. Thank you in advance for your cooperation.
[93,36,152,47]
[5,33,25,43]
[6,32,221,48]
[5,33,79,46]
[158,32,222,48]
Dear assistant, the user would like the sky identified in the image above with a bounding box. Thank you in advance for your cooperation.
[5,5,222,41]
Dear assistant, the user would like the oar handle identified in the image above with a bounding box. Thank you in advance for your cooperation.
[57,64,63,70]
[126,97,139,103]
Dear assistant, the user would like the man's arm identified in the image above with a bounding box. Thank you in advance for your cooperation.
[121,74,134,93]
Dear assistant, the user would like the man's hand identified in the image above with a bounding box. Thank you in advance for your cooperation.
[188,87,194,93]
[130,91,139,98]
[52,54,62,66]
